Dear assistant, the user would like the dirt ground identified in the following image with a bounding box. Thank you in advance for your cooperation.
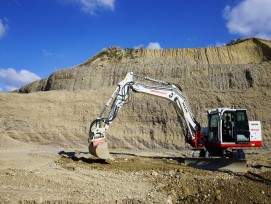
[0,135,270,204]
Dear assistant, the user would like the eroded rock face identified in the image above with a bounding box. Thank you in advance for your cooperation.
[3,38,271,149]
[18,38,271,93]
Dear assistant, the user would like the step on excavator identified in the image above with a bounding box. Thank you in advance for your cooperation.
[88,72,262,172]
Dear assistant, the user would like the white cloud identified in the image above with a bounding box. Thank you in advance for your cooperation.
[0,68,41,92]
[5,85,19,92]
[223,0,271,39]
[146,42,162,49]
[215,42,225,47]
[133,42,162,49]
[133,44,144,49]
[42,48,54,57]
[60,0,115,15]
[206,42,226,48]
[42,48,65,59]
[0,18,8,39]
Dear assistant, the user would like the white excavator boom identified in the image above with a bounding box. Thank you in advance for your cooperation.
[89,72,202,159]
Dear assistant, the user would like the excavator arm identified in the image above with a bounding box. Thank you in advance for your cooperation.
[89,72,204,159]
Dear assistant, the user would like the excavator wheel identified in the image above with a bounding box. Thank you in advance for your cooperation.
[88,138,114,160]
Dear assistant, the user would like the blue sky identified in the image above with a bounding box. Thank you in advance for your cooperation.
[0,0,271,92]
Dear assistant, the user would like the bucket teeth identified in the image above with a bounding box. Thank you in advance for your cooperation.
[89,139,114,160]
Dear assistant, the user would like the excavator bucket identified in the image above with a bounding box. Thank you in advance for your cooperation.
[88,138,114,160]
[184,158,247,173]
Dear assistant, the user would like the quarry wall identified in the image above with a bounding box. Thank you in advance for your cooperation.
[1,38,270,150]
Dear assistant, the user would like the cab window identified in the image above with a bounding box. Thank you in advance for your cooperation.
[208,114,219,141]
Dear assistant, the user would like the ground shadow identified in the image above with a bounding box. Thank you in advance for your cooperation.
[58,150,109,164]
[250,164,271,169]
[244,171,271,185]
[110,152,184,163]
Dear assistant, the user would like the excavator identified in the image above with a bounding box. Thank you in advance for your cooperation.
[88,72,262,172]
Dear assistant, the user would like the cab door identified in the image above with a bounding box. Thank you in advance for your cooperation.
[233,110,250,144]
[207,113,220,143]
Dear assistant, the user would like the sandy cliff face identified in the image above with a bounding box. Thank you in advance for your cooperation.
[1,38,270,150]
[19,38,271,92]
